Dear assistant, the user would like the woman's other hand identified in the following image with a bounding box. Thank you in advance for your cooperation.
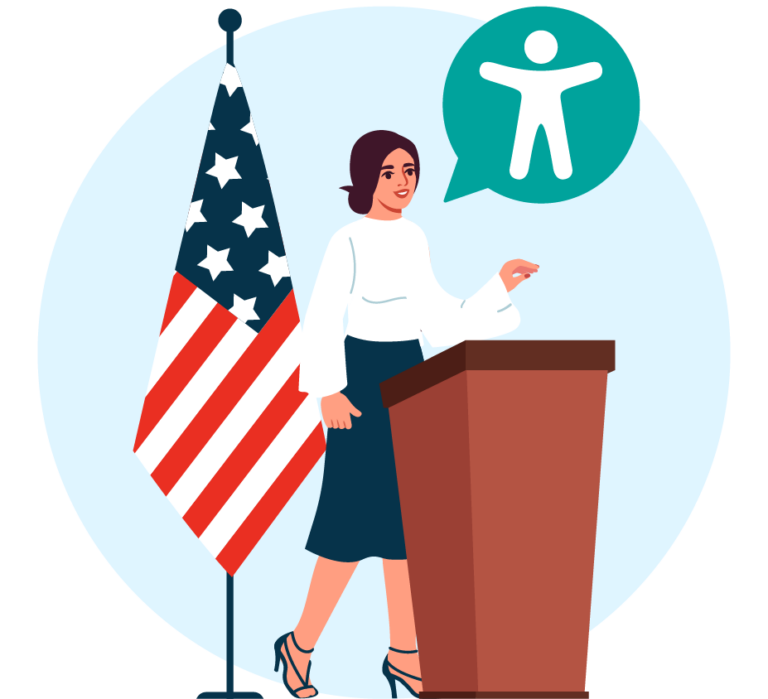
[500,259,540,292]
[321,392,362,429]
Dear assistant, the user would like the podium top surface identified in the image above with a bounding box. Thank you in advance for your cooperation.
[380,340,615,408]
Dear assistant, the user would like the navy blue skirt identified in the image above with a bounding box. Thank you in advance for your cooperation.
[305,335,424,562]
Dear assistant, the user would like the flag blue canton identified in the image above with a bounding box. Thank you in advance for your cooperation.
[175,66,291,333]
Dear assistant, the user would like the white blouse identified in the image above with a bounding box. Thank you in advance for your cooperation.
[298,216,521,398]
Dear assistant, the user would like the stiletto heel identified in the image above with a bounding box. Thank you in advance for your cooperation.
[273,631,318,698]
[383,666,398,699]
[382,646,421,698]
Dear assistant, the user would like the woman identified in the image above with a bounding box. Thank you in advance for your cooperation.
[274,130,538,699]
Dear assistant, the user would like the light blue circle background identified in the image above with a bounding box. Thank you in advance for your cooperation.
[38,8,729,698]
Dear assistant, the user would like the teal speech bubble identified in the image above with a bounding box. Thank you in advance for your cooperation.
[444,7,640,203]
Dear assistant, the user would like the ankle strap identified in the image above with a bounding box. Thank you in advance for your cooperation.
[388,646,418,654]
[291,631,315,654]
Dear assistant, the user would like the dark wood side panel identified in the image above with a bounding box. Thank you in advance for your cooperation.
[388,372,480,693]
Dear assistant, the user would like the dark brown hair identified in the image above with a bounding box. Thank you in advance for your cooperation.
[340,130,420,214]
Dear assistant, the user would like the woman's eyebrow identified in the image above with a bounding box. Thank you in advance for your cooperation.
[403,162,415,167]
[381,165,394,170]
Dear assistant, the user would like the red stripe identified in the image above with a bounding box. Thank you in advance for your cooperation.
[151,291,300,495]
[216,423,326,576]
[134,303,236,452]
[160,273,196,334]
[183,368,305,536]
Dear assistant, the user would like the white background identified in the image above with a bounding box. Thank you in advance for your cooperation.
[1,1,766,697]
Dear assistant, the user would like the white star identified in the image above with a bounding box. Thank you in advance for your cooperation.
[198,246,233,281]
[230,294,259,323]
[241,117,259,145]
[185,199,206,231]
[233,202,267,237]
[220,64,242,97]
[259,250,291,286]
[206,153,241,188]
[208,122,215,130]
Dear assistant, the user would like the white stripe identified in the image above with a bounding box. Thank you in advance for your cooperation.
[199,396,320,557]
[147,288,217,392]
[135,320,255,472]
[167,325,302,515]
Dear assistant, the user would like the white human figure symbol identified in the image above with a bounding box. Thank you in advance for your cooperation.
[480,30,603,180]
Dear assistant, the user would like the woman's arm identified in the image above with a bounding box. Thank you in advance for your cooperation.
[298,232,354,398]
[408,231,536,347]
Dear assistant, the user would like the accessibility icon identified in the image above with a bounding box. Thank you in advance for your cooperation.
[444,7,640,204]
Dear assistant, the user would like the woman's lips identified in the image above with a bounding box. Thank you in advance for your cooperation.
[394,189,409,198]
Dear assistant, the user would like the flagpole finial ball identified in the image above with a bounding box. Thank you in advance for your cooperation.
[218,9,242,33]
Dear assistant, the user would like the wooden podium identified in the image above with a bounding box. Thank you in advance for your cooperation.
[380,340,615,699]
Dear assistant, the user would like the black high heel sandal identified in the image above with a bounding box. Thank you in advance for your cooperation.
[382,646,421,698]
[273,631,318,698]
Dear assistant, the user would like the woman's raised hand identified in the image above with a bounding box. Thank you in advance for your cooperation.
[321,392,363,429]
[499,259,540,292]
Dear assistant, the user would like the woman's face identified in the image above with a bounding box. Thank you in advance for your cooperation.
[372,148,417,211]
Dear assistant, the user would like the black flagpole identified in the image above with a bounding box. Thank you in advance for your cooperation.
[196,18,260,699]
[198,573,262,699]
[219,8,240,66]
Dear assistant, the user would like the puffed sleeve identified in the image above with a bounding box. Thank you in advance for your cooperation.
[407,228,521,348]
[298,231,354,398]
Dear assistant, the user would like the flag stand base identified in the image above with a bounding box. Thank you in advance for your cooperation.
[197,573,263,699]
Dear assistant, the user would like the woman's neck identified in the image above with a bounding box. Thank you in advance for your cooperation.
[366,198,402,221]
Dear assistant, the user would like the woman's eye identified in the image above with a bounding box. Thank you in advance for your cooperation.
[406,169,414,176]
[383,172,392,179]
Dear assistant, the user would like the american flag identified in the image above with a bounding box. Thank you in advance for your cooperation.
[133,61,325,576]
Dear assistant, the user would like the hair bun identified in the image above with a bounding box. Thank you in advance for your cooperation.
[340,184,369,214]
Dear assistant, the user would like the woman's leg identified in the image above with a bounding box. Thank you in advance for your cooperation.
[282,556,358,697]
[382,558,422,691]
